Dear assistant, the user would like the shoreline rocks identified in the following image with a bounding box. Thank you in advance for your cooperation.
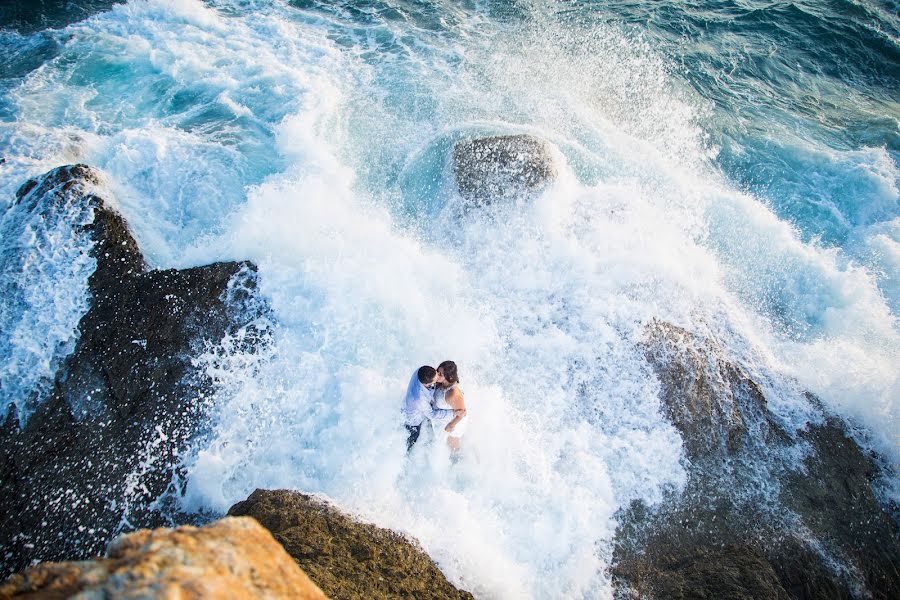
[229,489,474,600]
[612,321,900,600]
[0,165,271,576]
[641,320,789,459]
[0,516,327,599]
[0,488,478,600]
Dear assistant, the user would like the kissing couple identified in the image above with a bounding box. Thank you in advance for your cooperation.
[402,361,467,452]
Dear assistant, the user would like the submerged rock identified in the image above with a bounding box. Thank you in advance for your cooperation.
[0,516,326,599]
[228,489,474,600]
[0,165,271,576]
[612,321,900,600]
[452,134,557,205]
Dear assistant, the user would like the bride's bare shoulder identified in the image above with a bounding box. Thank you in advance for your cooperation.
[447,386,465,405]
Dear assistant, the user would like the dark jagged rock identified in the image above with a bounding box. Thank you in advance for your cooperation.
[781,419,900,597]
[0,165,270,577]
[228,489,474,600]
[0,0,122,34]
[618,543,791,600]
[452,134,556,205]
[612,321,900,600]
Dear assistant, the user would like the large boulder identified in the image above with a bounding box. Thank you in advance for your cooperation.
[0,516,326,599]
[612,321,900,600]
[229,489,474,600]
[452,134,557,205]
[0,165,270,576]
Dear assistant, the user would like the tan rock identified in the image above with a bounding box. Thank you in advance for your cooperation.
[0,517,327,599]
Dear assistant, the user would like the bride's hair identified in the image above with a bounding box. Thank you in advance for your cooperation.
[437,360,459,384]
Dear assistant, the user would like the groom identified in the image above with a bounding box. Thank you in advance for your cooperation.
[403,365,461,451]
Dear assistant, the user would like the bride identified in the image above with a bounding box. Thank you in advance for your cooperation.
[432,360,467,451]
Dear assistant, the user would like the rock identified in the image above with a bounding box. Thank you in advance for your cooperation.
[612,321,900,600]
[228,489,474,600]
[621,544,792,600]
[641,321,787,459]
[0,1,123,34]
[452,134,556,205]
[0,516,327,599]
[781,419,900,598]
[0,166,271,576]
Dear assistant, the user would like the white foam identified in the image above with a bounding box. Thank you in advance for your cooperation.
[3,0,347,266]
[179,111,698,597]
[705,188,899,460]
[0,170,101,421]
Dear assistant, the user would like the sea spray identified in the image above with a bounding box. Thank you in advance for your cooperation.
[0,169,103,420]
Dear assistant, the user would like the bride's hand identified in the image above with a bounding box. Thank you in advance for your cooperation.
[445,422,455,433]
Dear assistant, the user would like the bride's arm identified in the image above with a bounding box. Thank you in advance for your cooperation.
[444,389,467,432]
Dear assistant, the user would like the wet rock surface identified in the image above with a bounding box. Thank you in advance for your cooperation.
[0,0,122,34]
[0,165,270,577]
[613,321,900,600]
[641,321,789,459]
[452,134,557,205]
[0,516,327,599]
[228,489,474,600]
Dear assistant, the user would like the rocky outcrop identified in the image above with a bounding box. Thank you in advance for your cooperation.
[781,421,900,596]
[612,321,900,599]
[641,321,789,458]
[0,516,326,599]
[0,165,270,576]
[617,543,792,600]
[452,134,556,205]
[0,1,122,34]
[228,489,474,600]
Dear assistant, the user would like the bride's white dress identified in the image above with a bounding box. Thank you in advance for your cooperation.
[431,383,467,438]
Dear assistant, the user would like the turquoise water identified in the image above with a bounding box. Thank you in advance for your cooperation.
[0,1,897,597]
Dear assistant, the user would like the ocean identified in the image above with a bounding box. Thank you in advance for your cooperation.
[0,0,897,597]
